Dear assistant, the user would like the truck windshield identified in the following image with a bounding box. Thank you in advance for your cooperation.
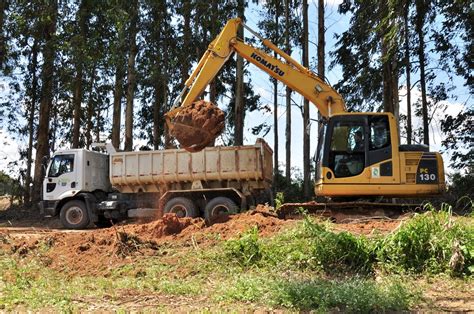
[48,154,75,177]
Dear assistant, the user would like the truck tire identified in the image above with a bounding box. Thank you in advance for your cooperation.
[60,200,90,229]
[205,197,238,223]
[164,197,198,218]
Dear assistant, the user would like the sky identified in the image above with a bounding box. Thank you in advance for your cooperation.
[0,0,469,180]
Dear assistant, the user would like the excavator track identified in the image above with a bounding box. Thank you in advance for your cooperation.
[277,201,422,221]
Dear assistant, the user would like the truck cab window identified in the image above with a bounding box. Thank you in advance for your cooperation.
[329,121,365,178]
[48,154,75,177]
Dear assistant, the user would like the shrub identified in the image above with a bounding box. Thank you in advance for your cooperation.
[224,226,262,267]
[303,216,375,274]
[377,207,473,275]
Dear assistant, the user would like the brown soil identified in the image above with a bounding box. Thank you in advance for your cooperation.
[0,205,471,311]
[169,100,225,152]
[0,205,408,277]
[0,206,293,276]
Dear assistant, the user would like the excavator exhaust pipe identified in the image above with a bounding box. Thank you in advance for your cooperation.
[167,100,225,152]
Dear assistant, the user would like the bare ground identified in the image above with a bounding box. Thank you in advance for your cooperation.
[0,202,472,312]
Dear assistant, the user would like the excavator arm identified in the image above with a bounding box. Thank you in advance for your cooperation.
[166,18,346,150]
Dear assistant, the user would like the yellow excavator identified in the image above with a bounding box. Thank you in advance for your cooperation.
[165,18,445,200]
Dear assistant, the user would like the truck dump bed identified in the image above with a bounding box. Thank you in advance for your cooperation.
[110,139,273,194]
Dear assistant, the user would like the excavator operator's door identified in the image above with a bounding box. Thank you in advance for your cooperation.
[326,116,368,179]
[317,113,399,197]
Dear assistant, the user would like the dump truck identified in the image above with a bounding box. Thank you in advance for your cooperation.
[40,139,273,229]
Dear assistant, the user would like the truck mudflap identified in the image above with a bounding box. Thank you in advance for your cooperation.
[80,193,98,223]
[39,200,60,217]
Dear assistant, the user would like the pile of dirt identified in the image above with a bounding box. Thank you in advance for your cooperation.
[0,206,411,276]
[169,100,225,152]
[0,207,293,275]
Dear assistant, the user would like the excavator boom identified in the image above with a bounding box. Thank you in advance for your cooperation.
[166,18,346,150]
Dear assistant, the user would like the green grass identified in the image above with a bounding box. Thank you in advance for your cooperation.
[0,203,472,311]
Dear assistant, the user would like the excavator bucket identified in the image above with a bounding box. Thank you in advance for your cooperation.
[168,100,225,152]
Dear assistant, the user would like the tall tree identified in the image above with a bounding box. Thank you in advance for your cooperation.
[403,0,412,144]
[32,0,58,205]
[302,0,311,198]
[284,0,292,183]
[273,2,281,190]
[380,0,400,124]
[315,0,325,186]
[24,36,40,205]
[0,0,7,69]
[124,0,139,151]
[414,0,430,146]
[234,0,245,146]
[71,0,89,148]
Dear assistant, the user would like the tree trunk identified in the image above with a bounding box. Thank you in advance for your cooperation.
[71,0,88,148]
[381,1,400,129]
[112,61,125,150]
[124,0,139,151]
[209,0,218,104]
[85,66,96,149]
[284,0,292,183]
[234,0,245,146]
[404,1,412,145]
[316,0,325,189]
[24,37,39,205]
[0,0,7,68]
[32,0,57,205]
[273,3,280,191]
[302,0,311,198]
[415,0,429,146]
[181,1,191,84]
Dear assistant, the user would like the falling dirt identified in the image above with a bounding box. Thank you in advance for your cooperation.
[169,100,225,152]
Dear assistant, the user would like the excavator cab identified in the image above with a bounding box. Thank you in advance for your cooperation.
[315,112,445,197]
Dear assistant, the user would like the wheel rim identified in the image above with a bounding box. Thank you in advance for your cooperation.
[65,206,84,225]
[211,205,230,218]
[171,205,187,218]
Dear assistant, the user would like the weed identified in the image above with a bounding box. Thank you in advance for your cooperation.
[377,208,474,275]
[274,192,285,210]
[224,226,262,267]
[302,216,375,274]
[270,276,418,312]
[114,231,159,257]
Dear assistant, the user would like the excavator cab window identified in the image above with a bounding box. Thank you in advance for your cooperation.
[328,120,366,178]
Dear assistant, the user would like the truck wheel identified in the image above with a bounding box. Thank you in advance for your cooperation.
[164,197,198,218]
[60,200,90,229]
[205,197,238,223]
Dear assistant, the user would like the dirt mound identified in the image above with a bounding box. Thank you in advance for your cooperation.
[0,208,292,276]
[0,207,409,276]
[169,100,225,152]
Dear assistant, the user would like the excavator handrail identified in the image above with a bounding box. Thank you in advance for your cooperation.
[166,18,346,125]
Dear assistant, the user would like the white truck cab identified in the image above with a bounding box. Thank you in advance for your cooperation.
[40,149,110,228]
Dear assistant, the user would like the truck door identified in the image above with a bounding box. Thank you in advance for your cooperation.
[43,153,78,201]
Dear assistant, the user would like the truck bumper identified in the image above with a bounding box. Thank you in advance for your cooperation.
[39,200,60,217]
